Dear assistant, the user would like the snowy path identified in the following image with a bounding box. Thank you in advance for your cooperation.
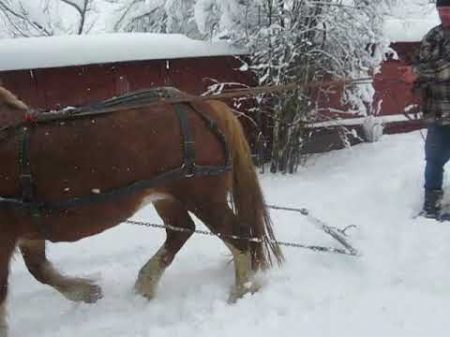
[8,130,450,337]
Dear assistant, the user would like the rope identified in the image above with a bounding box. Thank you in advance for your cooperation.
[200,77,374,101]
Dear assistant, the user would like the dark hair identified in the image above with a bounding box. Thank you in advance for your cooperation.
[437,0,450,7]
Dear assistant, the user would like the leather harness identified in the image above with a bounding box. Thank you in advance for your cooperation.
[0,87,232,216]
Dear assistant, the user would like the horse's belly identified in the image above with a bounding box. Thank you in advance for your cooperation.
[30,190,171,242]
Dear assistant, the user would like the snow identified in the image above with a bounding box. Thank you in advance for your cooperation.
[309,113,419,128]
[8,129,450,337]
[0,33,245,72]
[384,0,439,42]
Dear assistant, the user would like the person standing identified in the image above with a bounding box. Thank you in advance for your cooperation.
[402,0,450,219]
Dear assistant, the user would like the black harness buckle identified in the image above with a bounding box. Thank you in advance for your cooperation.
[19,173,34,203]
[182,162,196,178]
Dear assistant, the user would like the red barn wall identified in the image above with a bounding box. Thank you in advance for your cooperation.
[0,56,262,149]
[0,43,426,155]
[0,56,254,110]
[313,42,422,119]
[301,41,426,152]
[374,42,422,116]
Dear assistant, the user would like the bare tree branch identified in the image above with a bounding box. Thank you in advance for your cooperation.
[59,0,89,34]
[0,1,53,36]
[113,0,143,31]
[0,0,96,36]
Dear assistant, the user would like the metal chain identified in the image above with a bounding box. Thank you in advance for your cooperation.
[125,219,358,256]
[266,204,359,255]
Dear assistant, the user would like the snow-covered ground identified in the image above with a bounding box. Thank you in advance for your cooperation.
[8,129,450,337]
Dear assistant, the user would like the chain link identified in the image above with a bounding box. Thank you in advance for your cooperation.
[125,219,358,256]
[266,204,359,255]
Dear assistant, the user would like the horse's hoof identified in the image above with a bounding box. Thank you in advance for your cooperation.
[227,280,261,304]
[0,325,8,337]
[133,279,156,300]
[60,279,103,304]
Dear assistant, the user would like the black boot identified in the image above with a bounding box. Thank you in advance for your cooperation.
[421,189,443,219]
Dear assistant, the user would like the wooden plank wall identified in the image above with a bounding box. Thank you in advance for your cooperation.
[0,56,254,110]
[0,44,426,155]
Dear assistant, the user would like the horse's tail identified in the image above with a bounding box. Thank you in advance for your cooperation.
[209,101,284,271]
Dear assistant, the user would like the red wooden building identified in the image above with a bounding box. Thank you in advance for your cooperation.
[0,30,435,154]
[0,33,259,148]
[0,33,252,110]
[303,7,438,153]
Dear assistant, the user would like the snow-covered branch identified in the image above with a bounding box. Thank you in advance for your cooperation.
[188,0,396,172]
[0,0,107,37]
[59,0,89,34]
[0,1,53,36]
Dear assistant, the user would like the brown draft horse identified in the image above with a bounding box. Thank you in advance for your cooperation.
[0,86,283,336]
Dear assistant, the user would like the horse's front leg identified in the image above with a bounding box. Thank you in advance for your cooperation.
[19,239,102,303]
[0,303,6,337]
[0,230,17,337]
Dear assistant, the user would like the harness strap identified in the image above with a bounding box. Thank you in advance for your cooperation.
[189,102,232,169]
[18,126,34,203]
[0,100,231,219]
[17,125,52,237]
[174,104,196,177]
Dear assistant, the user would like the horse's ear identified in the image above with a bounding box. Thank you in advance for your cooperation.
[5,99,28,111]
[0,87,28,110]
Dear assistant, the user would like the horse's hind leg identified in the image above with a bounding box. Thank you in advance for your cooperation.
[188,200,259,303]
[134,199,195,299]
[19,239,102,303]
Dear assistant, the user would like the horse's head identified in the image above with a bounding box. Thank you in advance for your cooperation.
[0,86,28,111]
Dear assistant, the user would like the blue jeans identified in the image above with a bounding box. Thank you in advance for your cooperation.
[425,123,450,190]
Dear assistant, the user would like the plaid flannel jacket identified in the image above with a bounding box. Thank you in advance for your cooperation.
[414,25,450,124]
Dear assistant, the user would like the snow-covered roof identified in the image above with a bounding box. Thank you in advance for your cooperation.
[384,1,439,42]
[0,33,245,72]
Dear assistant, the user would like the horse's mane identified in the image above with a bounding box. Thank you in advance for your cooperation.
[0,86,28,110]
